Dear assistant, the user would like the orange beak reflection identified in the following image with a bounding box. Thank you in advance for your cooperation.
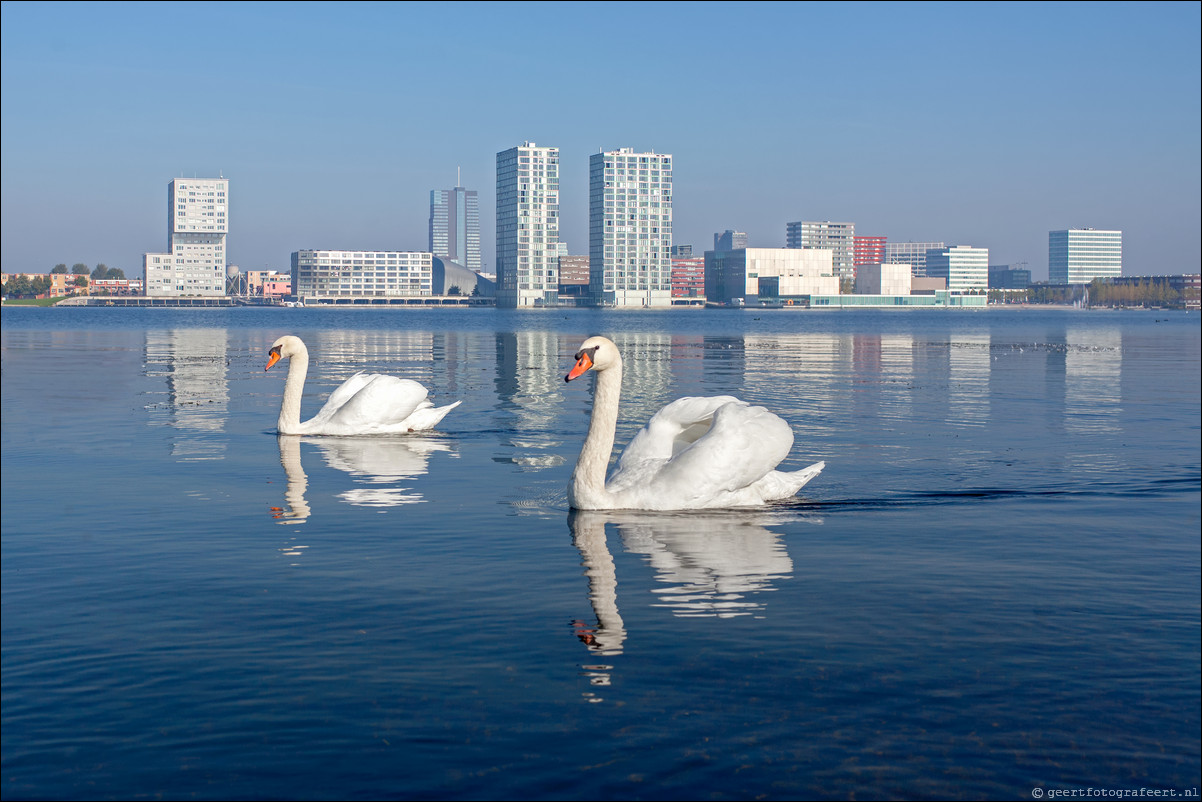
[266,350,281,371]
[565,351,593,382]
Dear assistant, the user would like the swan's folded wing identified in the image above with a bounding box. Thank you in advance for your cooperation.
[316,371,374,418]
[329,376,429,428]
[619,396,741,465]
[656,401,794,500]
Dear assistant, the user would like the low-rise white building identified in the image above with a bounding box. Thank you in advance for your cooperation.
[855,263,912,296]
[705,248,838,305]
[291,250,433,302]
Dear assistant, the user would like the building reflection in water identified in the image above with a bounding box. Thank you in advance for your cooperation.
[144,329,230,461]
[743,333,843,439]
[568,508,811,701]
[1065,327,1121,436]
[494,332,567,470]
[947,334,991,427]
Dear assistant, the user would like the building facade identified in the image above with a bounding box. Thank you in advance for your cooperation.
[854,235,887,267]
[786,221,856,283]
[589,147,674,307]
[429,185,481,272]
[855,263,912,295]
[1048,229,1122,284]
[291,250,433,301]
[496,142,560,308]
[884,241,945,277]
[925,246,989,293]
[705,248,838,305]
[557,254,590,301]
[670,256,705,298]
[144,177,229,297]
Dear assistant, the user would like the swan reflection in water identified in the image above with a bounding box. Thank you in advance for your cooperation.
[274,434,457,524]
[568,507,816,700]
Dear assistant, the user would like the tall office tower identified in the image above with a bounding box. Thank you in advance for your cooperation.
[925,245,989,292]
[884,241,945,277]
[429,184,481,272]
[854,235,887,267]
[714,230,747,251]
[1048,229,1122,284]
[589,147,674,308]
[144,177,229,297]
[496,142,560,308]
[786,221,856,282]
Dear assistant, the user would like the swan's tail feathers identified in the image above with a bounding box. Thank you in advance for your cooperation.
[401,400,462,432]
[786,461,825,494]
[756,460,825,501]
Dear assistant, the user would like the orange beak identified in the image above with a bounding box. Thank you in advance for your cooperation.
[565,351,593,382]
[266,350,281,371]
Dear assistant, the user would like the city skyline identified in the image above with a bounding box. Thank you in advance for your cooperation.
[1,2,1199,281]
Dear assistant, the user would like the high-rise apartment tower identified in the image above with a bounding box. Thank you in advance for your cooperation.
[143,177,229,297]
[496,142,560,308]
[589,147,674,307]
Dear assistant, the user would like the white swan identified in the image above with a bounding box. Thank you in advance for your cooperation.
[564,336,824,511]
[265,335,460,435]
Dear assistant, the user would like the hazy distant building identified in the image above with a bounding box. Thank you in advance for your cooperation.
[496,142,560,308]
[714,230,747,251]
[1048,229,1122,284]
[854,235,887,266]
[429,185,480,272]
[671,244,693,257]
[884,241,944,277]
[144,177,228,297]
[291,250,433,301]
[787,221,855,283]
[589,147,673,307]
[705,247,838,305]
[989,264,1032,289]
[925,246,989,292]
[855,263,912,295]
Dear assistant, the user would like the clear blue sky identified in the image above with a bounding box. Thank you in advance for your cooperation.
[2,1,1199,280]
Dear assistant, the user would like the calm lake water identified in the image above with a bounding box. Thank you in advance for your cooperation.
[2,306,1199,801]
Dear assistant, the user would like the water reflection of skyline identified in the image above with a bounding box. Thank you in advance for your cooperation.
[144,329,229,460]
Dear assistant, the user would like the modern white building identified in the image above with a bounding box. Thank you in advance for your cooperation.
[705,247,838,305]
[855,263,912,296]
[144,177,228,297]
[429,185,481,272]
[496,142,560,308]
[291,250,433,301]
[884,241,945,277]
[925,246,989,293]
[589,147,674,307]
[786,221,856,283]
[1048,229,1122,284]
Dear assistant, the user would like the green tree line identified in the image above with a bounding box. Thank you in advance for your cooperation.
[990,279,1197,309]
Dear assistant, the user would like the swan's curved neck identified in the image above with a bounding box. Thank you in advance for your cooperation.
[278,348,309,434]
[571,360,622,506]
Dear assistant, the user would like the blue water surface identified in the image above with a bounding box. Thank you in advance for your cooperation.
[2,306,1199,800]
